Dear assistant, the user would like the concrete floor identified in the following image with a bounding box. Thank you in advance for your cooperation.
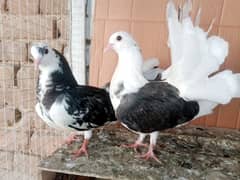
[39,124,240,180]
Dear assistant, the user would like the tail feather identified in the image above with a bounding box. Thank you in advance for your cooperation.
[233,74,240,97]
[194,8,201,26]
[182,0,192,20]
[181,71,240,104]
[219,71,240,98]
[167,0,183,65]
[165,0,228,85]
[207,18,216,34]
[165,0,240,117]
[194,101,218,118]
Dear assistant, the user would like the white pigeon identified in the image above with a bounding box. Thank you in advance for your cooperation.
[31,44,116,157]
[105,0,240,162]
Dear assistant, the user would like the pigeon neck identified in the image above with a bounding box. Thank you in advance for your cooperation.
[38,62,78,92]
[115,47,148,93]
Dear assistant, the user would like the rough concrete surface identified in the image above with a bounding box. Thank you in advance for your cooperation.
[39,125,240,180]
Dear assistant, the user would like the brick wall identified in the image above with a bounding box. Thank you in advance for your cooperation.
[0,0,69,179]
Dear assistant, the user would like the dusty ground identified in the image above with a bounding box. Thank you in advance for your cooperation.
[39,124,240,180]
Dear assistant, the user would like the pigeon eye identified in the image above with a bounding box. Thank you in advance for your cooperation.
[44,49,49,54]
[116,35,122,41]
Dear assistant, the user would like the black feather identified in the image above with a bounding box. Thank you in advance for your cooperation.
[116,81,199,133]
[63,86,116,130]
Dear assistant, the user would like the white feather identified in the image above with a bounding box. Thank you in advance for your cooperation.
[182,0,192,20]
[84,130,92,140]
[194,101,218,118]
[49,96,92,130]
[48,97,75,130]
[194,8,201,26]
[165,0,240,117]
[110,47,148,110]
[35,103,58,129]
[110,56,162,110]
[166,0,183,65]
[150,131,159,146]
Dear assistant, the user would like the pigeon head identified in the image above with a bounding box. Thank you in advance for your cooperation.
[105,31,138,53]
[31,43,60,71]
[31,43,78,86]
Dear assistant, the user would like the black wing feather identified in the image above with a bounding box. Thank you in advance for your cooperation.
[116,82,199,133]
[64,86,116,130]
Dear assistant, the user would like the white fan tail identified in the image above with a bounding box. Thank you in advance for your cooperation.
[182,71,240,104]
[166,0,183,66]
[194,101,218,119]
[164,0,240,116]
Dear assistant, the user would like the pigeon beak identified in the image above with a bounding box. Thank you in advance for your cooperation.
[104,43,113,53]
[31,46,43,70]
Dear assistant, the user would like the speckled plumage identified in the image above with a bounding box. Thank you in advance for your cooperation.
[32,44,116,157]
[35,48,116,131]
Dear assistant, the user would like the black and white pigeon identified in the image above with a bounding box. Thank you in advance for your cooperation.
[105,0,240,162]
[31,44,116,157]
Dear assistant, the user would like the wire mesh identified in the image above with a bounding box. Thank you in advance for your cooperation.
[0,0,71,179]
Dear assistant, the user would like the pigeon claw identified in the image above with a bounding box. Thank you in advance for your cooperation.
[72,139,89,158]
[121,142,148,153]
[73,147,88,158]
[136,144,161,163]
[65,133,78,145]
[136,151,161,163]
